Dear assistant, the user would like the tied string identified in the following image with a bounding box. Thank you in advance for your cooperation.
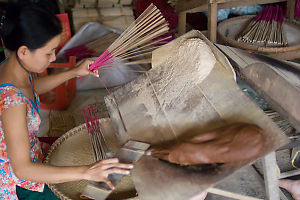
[97,75,111,95]
[89,51,112,95]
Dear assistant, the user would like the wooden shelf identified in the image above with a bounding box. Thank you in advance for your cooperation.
[185,0,287,13]
[175,0,296,42]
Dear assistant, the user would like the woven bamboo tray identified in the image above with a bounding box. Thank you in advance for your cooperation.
[217,15,300,53]
[43,118,137,200]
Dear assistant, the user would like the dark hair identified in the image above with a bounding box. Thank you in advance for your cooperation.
[0,3,62,51]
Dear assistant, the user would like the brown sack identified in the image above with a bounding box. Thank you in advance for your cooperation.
[152,123,264,165]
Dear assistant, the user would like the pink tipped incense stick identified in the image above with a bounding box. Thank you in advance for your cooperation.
[87,3,171,73]
[238,5,287,47]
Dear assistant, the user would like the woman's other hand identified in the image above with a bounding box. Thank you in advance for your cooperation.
[84,158,133,190]
[74,59,99,77]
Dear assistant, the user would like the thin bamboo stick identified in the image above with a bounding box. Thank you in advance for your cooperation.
[89,3,170,72]
[110,17,167,56]
[99,58,152,68]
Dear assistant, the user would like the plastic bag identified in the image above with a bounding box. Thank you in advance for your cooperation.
[76,58,146,90]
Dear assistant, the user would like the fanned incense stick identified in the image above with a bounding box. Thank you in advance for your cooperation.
[89,3,171,72]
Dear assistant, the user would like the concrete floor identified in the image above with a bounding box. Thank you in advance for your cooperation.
[39,88,298,200]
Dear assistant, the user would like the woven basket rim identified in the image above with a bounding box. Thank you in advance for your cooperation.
[43,118,110,200]
[217,15,300,53]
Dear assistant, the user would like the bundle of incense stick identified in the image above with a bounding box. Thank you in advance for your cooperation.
[88,3,171,72]
[237,5,288,47]
[81,105,111,161]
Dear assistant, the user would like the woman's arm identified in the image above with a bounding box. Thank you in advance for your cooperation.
[2,104,132,189]
[33,59,98,95]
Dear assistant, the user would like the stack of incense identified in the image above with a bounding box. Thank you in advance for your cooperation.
[237,5,288,47]
[81,105,111,161]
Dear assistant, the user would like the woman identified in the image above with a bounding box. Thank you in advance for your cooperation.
[0,3,132,200]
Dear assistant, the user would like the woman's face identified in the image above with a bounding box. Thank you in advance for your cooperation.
[22,34,61,73]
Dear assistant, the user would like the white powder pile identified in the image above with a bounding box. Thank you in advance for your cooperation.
[154,38,216,110]
[121,38,217,129]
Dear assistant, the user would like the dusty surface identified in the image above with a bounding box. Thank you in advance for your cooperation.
[39,88,298,200]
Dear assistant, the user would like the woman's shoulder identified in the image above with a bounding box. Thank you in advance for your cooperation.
[0,83,24,97]
[0,83,26,112]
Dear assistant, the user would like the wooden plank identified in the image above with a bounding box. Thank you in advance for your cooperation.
[218,0,286,10]
[177,0,287,12]
[279,169,300,179]
[262,152,280,200]
[174,0,290,43]
[287,0,296,20]
[212,0,285,5]
[208,2,218,43]
[207,188,263,200]
[174,0,207,12]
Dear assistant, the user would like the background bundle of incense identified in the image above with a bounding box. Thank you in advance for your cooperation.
[237,5,288,47]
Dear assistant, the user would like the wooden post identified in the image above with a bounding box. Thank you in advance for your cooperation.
[178,11,187,36]
[207,188,263,200]
[286,0,296,21]
[262,152,280,200]
[280,169,300,179]
[208,2,218,43]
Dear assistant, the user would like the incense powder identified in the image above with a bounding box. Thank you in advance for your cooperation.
[125,38,216,128]
[155,38,216,110]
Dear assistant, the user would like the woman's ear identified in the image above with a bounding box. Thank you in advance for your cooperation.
[17,46,30,60]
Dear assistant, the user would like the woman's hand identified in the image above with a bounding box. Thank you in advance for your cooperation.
[84,158,133,190]
[74,59,99,77]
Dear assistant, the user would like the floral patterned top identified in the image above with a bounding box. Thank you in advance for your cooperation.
[0,83,44,200]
